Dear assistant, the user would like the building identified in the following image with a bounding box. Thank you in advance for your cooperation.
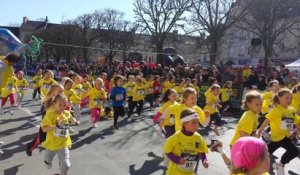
[220,0,300,66]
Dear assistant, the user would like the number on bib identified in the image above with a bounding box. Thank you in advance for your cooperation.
[179,154,198,171]
[280,117,294,131]
[54,125,69,138]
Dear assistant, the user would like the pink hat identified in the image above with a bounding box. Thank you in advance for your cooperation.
[231,137,266,170]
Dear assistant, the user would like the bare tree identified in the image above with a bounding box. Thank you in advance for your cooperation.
[190,0,248,65]
[239,0,300,76]
[99,9,137,65]
[74,13,100,62]
[134,0,192,65]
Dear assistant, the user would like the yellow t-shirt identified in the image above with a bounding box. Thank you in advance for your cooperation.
[204,92,219,114]
[124,82,135,97]
[16,78,29,95]
[87,87,107,109]
[164,104,205,131]
[291,93,300,113]
[230,110,259,145]
[0,57,15,95]
[64,89,81,104]
[41,109,72,151]
[163,130,208,175]
[220,88,233,102]
[242,68,251,78]
[266,105,300,142]
[82,81,92,97]
[162,81,175,94]
[261,91,274,114]
[1,76,17,97]
[159,101,178,114]
[173,86,185,102]
[72,83,83,97]
[32,74,42,89]
[146,81,154,95]
[39,78,56,96]
[132,83,146,101]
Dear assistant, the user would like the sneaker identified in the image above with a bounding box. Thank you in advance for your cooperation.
[262,132,272,144]
[0,141,4,147]
[9,109,13,115]
[93,123,98,128]
[26,148,32,157]
[0,150,3,155]
[113,125,119,129]
[273,163,285,175]
[69,127,75,133]
[44,161,52,169]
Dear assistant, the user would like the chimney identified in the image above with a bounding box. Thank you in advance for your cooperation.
[23,16,28,24]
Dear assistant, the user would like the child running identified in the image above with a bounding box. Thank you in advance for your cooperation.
[16,71,29,108]
[39,70,57,97]
[0,75,17,115]
[86,78,107,128]
[41,93,77,175]
[110,75,126,129]
[220,81,233,115]
[32,68,43,100]
[163,109,209,175]
[204,84,222,135]
[128,76,146,119]
[25,84,64,156]
[257,88,300,175]
[154,89,178,137]
[230,91,262,146]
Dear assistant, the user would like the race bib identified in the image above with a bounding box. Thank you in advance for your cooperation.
[179,154,198,171]
[280,117,294,130]
[43,83,50,89]
[54,124,69,138]
[170,114,175,125]
[7,84,13,90]
[94,98,103,106]
[75,88,81,94]
[116,94,124,101]
[18,86,25,90]
[138,90,145,95]
[128,87,133,91]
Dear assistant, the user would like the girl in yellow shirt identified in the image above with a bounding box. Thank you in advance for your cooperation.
[230,91,262,146]
[32,68,43,100]
[162,76,175,94]
[124,75,136,106]
[128,76,146,119]
[145,75,154,108]
[16,71,29,109]
[154,89,177,135]
[204,84,222,135]
[41,93,77,175]
[39,70,57,97]
[173,79,186,102]
[257,89,300,174]
[163,109,209,175]
[71,73,83,121]
[1,75,17,115]
[81,74,92,108]
[220,81,233,115]
[86,78,107,128]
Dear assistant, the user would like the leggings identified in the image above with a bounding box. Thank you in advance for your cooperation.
[268,137,299,165]
[32,87,41,99]
[128,100,143,117]
[1,94,15,107]
[113,106,125,126]
[91,107,101,124]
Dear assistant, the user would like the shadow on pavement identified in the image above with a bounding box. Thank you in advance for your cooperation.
[129,152,166,175]
[0,132,37,160]
[3,164,23,175]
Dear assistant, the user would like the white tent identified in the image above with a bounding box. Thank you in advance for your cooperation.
[286,58,300,70]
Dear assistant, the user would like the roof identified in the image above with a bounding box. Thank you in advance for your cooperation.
[0,26,20,37]
[20,21,48,30]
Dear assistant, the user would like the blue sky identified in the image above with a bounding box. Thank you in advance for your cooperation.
[0,0,135,26]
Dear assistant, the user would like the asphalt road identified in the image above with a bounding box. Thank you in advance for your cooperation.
[0,85,299,175]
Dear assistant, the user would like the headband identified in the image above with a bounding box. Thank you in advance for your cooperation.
[180,113,199,124]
